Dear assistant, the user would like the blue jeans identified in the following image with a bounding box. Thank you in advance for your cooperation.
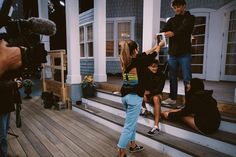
[168,54,192,100]
[0,113,10,157]
[117,94,142,149]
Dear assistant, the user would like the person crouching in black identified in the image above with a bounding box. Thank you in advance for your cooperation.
[162,78,221,134]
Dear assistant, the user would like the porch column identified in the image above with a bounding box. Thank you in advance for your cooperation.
[65,0,82,103]
[38,0,52,79]
[65,0,81,84]
[37,0,50,51]
[93,0,107,82]
[142,0,161,51]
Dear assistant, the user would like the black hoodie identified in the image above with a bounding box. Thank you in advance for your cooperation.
[168,90,221,134]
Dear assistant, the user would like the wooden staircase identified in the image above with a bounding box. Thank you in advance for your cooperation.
[72,83,236,157]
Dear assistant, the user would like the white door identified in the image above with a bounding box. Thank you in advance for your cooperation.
[191,13,209,79]
[221,6,236,81]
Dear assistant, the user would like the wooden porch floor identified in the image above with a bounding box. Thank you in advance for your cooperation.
[7,97,167,157]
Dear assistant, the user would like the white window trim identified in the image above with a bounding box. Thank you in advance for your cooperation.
[106,17,135,59]
[220,5,236,81]
[190,9,212,79]
[79,22,94,59]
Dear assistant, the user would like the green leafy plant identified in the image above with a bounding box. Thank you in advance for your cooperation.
[23,79,34,88]
[81,75,96,88]
[81,75,96,98]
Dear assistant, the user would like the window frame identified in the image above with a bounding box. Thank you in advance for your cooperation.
[106,17,135,61]
[79,22,94,59]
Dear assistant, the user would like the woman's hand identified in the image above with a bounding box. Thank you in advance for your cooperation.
[158,40,165,48]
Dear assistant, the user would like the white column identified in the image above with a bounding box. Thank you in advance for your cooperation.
[65,0,81,84]
[38,0,50,51]
[93,0,107,82]
[38,0,51,79]
[142,0,161,51]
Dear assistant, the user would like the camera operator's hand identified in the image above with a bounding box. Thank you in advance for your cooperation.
[0,40,22,77]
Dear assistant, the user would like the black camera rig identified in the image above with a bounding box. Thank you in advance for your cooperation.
[0,0,56,130]
[0,0,56,77]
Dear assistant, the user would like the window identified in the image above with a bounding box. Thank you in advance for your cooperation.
[80,27,85,57]
[106,17,135,58]
[118,22,131,40]
[225,10,236,75]
[191,16,207,74]
[106,22,114,57]
[80,23,93,58]
[87,24,93,57]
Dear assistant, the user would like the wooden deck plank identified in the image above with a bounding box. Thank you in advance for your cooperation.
[18,121,53,157]
[65,109,169,157]
[28,101,116,157]
[7,142,16,156]
[25,99,105,157]
[7,97,168,157]
[7,128,27,156]
[21,110,78,157]
[9,119,40,157]
[30,97,168,157]
[22,103,91,157]
[21,112,65,157]
[59,111,119,149]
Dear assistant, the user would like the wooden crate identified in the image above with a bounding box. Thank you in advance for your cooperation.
[42,50,70,109]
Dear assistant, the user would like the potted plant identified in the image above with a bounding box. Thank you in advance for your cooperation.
[81,75,96,98]
[23,79,34,99]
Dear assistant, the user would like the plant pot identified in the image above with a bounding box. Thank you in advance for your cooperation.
[24,87,32,99]
[82,86,95,98]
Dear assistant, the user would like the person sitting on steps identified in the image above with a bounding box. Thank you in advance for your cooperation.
[141,59,166,136]
[161,78,221,134]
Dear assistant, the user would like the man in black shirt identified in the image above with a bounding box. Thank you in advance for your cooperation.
[161,0,195,107]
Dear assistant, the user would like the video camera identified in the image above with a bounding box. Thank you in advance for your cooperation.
[0,0,56,77]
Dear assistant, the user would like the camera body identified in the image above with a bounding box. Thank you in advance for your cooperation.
[0,0,48,78]
[156,33,167,48]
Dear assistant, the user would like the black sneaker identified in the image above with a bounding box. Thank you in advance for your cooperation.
[147,127,160,136]
[129,145,144,153]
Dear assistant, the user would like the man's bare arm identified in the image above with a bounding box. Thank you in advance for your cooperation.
[0,40,22,77]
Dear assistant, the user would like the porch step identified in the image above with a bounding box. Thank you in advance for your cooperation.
[72,103,232,157]
[97,82,236,123]
[96,89,236,128]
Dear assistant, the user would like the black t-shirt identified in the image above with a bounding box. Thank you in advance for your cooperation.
[161,11,195,56]
[144,70,165,96]
[121,52,158,97]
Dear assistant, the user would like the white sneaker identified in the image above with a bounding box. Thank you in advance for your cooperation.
[162,98,176,105]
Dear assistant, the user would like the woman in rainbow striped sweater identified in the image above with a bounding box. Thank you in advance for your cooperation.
[117,39,164,157]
